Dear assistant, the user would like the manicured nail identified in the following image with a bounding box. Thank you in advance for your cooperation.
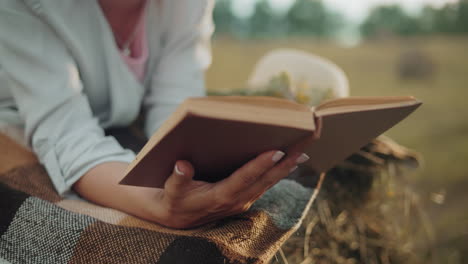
[289,166,298,173]
[296,153,310,164]
[272,151,285,163]
[175,164,184,175]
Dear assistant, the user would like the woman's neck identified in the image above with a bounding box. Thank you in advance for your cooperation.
[98,0,147,48]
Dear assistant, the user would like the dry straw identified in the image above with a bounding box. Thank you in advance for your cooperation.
[273,136,434,264]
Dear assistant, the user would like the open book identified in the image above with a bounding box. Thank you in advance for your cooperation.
[120,96,421,188]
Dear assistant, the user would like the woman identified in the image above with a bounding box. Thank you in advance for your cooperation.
[0,0,309,228]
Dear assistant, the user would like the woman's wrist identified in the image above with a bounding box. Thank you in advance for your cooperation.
[73,162,166,223]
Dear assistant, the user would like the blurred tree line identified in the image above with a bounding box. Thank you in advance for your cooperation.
[361,0,468,37]
[213,0,343,38]
[213,0,468,38]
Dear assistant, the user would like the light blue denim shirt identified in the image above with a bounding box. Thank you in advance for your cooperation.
[0,0,214,196]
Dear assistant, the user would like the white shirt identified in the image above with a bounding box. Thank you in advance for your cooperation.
[0,0,214,196]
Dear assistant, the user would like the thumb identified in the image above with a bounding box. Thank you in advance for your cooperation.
[165,160,195,189]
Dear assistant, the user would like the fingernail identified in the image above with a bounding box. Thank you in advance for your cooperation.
[289,166,298,173]
[272,151,285,163]
[175,164,184,175]
[296,153,310,164]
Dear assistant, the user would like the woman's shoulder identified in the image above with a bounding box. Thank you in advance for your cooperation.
[0,0,94,44]
[154,0,214,34]
[160,0,213,9]
[0,0,75,15]
[0,0,32,15]
[158,0,214,19]
[0,0,99,33]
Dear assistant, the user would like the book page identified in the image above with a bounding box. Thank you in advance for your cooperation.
[316,96,417,111]
[305,101,422,172]
[193,96,311,112]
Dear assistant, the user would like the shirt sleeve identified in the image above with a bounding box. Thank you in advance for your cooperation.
[0,3,135,196]
[143,0,215,137]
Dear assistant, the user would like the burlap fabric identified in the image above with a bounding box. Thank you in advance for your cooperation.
[0,133,321,264]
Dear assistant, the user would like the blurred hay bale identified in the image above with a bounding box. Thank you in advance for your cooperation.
[397,49,436,81]
[275,137,433,264]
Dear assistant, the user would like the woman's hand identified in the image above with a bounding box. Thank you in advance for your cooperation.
[74,150,309,229]
[149,150,310,229]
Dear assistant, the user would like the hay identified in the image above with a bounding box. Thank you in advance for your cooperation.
[274,137,434,264]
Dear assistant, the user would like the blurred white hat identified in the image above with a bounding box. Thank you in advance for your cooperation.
[247,49,349,105]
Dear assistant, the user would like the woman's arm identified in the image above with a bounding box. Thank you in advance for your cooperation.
[1,1,311,229]
[72,0,312,228]
[143,0,215,135]
[74,151,310,229]
[73,162,161,222]
[0,2,135,195]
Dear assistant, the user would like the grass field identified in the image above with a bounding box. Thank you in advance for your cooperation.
[206,36,468,261]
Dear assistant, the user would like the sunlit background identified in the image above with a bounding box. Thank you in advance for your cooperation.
[234,0,458,20]
[206,0,468,263]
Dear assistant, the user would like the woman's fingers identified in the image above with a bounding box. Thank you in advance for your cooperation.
[158,151,312,229]
[215,150,285,196]
[214,151,310,217]
[164,161,196,194]
[243,152,310,199]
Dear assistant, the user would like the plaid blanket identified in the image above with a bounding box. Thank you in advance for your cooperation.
[0,133,322,264]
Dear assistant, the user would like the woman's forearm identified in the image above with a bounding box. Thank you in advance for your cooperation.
[72,162,166,223]
[72,150,309,229]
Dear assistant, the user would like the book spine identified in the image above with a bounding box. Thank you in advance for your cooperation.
[313,114,323,140]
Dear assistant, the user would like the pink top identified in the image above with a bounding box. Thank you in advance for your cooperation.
[119,9,149,83]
